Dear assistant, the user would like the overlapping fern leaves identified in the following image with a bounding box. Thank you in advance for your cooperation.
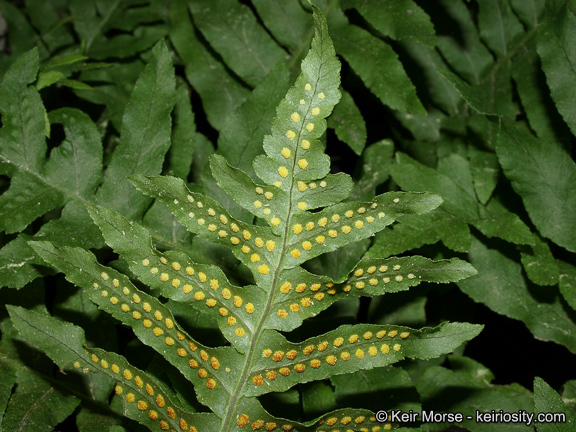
[6,5,481,432]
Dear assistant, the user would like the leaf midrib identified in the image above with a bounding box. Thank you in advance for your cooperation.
[219,14,331,432]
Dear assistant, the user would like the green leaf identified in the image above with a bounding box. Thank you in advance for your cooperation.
[534,377,576,431]
[86,205,265,353]
[328,90,367,155]
[559,261,576,311]
[166,83,196,179]
[217,62,291,178]
[537,3,576,136]
[435,0,493,86]
[478,0,524,57]
[520,235,559,286]
[458,237,576,354]
[0,360,16,425]
[332,366,420,413]
[342,0,436,47]
[438,69,498,115]
[469,145,500,204]
[351,140,394,201]
[28,241,241,415]
[496,120,576,252]
[188,0,286,87]
[0,235,57,289]
[1,369,80,432]
[245,322,482,397]
[511,40,569,144]
[0,48,46,173]
[169,0,250,131]
[7,306,219,431]
[391,152,534,246]
[416,359,533,431]
[369,211,471,257]
[251,0,312,54]
[332,15,426,114]
[95,40,176,219]
[36,70,65,90]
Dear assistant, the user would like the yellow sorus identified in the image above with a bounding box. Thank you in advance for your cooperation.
[311,107,320,116]
[301,140,310,150]
[298,159,308,169]
[291,112,300,122]
[280,282,292,293]
[266,240,276,251]
[278,166,289,178]
[293,224,303,235]
[297,202,307,210]
[286,130,296,140]
[302,241,312,251]
[306,123,314,132]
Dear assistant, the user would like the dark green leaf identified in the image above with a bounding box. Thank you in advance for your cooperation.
[96,41,176,219]
[342,0,436,47]
[458,237,576,353]
[332,18,425,114]
[534,377,576,431]
[537,3,576,136]
[497,120,576,252]
[188,0,286,87]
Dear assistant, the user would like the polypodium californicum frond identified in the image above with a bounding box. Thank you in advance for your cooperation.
[12,4,482,432]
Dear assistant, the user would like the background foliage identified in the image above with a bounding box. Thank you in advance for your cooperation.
[0,0,575,431]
